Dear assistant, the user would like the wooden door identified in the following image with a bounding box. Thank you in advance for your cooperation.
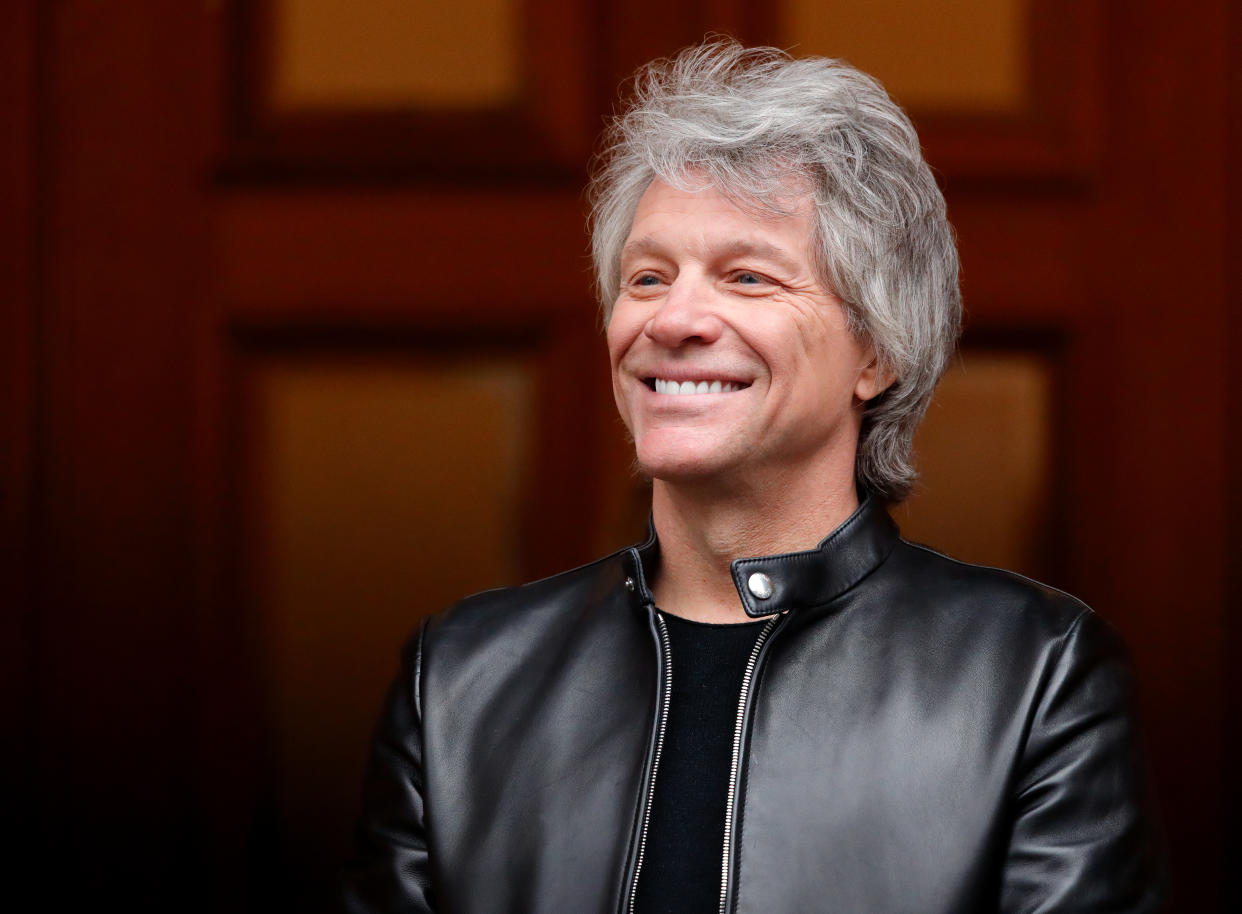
[4,1,1235,911]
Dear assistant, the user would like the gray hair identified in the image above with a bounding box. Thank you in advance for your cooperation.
[588,39,962,502]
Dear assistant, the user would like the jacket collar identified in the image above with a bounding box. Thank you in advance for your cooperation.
[621,492,900,618]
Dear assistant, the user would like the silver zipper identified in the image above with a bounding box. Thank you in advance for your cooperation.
[627,610,672,914]
[719,613,783,914]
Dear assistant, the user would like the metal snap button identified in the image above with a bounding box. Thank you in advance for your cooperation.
[624,577,636,592]
[747,572,774,600]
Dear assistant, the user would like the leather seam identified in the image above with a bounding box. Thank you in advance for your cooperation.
[412,617,429,725]
[902,540,1094,614]
[1013,608,1092,799]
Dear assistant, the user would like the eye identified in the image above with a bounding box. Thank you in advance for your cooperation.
[624,271,667,295]
[727,270,776,289]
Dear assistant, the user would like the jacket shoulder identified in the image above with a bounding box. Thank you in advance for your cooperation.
[415,546,635,656]
[886,537,1096,636]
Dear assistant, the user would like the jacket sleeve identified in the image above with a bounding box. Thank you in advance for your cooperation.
[1000,609,1166,913]
[340,621,436,913]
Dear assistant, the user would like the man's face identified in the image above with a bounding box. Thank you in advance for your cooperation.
[607,177,887,488]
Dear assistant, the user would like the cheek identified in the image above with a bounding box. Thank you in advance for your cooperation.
[786,306,856,362]
[606,304,647,364]
[744,313,819,374]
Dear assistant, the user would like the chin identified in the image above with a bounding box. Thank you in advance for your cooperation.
[633,445,735,484]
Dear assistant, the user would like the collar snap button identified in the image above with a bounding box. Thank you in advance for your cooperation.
[747,572,774,600]
[624,576,636,592]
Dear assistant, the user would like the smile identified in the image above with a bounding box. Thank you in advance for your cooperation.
[648,378,748,395]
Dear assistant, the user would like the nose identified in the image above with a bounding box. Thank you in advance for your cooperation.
[644,275,724,347]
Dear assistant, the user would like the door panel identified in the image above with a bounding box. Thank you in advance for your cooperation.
[10,1,1233,910]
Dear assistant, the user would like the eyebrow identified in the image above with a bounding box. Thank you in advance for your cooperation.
[620,237,804,273]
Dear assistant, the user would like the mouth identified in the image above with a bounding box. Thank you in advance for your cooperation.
[645,377,751,396]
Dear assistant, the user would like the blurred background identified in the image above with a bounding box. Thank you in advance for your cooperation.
[2,0,1237,911]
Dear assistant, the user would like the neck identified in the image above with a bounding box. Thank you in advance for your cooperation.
[648,465,860,623]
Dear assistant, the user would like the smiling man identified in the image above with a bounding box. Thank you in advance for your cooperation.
[341,41,1164,914]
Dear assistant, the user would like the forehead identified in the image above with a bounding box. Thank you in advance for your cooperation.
[623,178,817,262]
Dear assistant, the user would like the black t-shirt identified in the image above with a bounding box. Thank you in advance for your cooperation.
[633,611,767,914]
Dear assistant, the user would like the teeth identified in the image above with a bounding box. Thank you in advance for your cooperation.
[652,378,741,395]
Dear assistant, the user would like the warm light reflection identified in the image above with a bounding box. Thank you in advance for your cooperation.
[896,349,1053,579]
[781,0,1030,113]
[253,354,534,870]
[270,0,522,110]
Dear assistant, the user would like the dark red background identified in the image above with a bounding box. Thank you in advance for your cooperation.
[2,1,1237,911]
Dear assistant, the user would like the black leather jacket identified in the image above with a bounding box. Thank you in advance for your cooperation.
[341,496,1165,913]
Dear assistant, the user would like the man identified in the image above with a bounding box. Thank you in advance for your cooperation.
[341,41,1164,913]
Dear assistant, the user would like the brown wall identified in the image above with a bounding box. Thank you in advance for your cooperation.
[3,1,1237,911]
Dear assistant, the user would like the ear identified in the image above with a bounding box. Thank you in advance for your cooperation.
[854,350,896,403]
